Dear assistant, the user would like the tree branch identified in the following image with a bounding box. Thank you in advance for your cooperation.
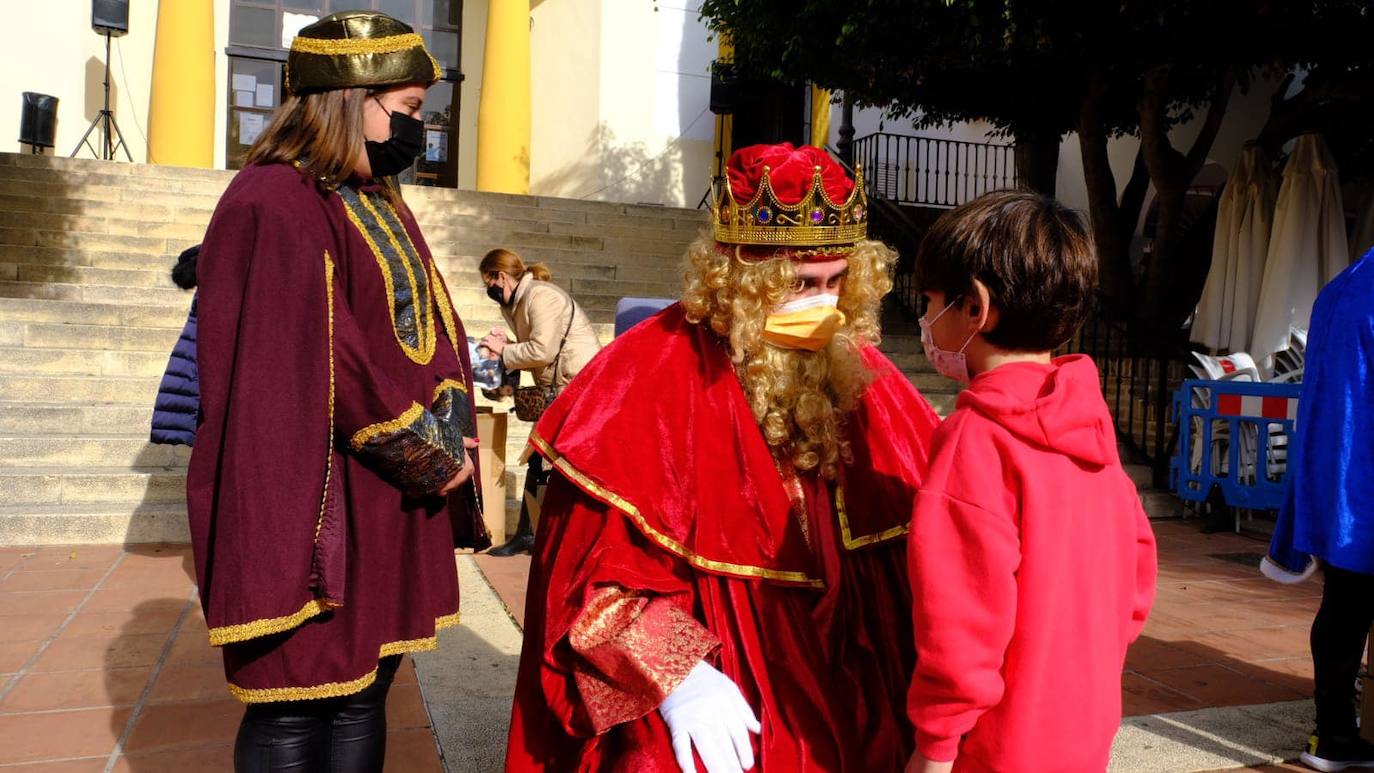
[1136,67,1188,194]
[1183,69,1236,178]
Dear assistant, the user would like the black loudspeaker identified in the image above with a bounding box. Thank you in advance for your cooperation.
[19,93,58,150]
[92,0,129,37]
[709,61,737,115]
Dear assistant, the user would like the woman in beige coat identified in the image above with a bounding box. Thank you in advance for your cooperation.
[478,248,601,555]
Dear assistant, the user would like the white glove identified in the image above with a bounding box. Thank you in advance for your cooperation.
[658,661,761,773]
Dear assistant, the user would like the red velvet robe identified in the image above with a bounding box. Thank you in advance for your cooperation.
[188,163,488,702]
[506,305,940,771]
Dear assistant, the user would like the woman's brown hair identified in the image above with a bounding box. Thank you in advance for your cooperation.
[243,88,406,210]
[480,248,552,282]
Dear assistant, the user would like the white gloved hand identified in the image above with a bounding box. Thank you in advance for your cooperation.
[658,661,761,773]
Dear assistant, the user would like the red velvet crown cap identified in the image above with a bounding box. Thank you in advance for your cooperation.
[721,143,859,262]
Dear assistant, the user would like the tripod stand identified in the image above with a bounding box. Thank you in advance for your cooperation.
[72,30,132,161]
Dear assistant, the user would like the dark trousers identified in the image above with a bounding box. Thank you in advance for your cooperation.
[513,453,547,538]
[1312,566,1374,737]
[234,655,401,772]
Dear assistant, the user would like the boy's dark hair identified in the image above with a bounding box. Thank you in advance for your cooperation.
[171,244,199,290]
[914,190,1097,352]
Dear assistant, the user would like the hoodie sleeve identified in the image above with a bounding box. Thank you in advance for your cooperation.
[907,489,1021,762]
[1128,500,1158,641]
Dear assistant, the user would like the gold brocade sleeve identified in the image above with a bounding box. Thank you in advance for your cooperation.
[349,402,465,498]
[567,585,720,734]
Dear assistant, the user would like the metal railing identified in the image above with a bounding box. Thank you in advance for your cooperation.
[1061,300,1196,486]
[853,133,1017,208]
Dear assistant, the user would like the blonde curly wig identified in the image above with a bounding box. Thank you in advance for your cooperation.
[680,236,897,479]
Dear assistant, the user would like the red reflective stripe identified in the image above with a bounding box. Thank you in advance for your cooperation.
[1262,396,1291,420]
[1217,393,1243,416]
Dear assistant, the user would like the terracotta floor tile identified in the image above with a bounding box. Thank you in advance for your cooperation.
[0,640,42,673]
[145,664,229,705]
[0,613,70,644]
[32,632,169,672]
[12,547,122,574]
[80,586,188,614]
[394,655,417,685]
[0,591,88,617]
[1229,657,1315,695]
[0,667,151,712]
[1121,671,1205,716]
[1126,637,1209,672]
[0,758,112,772]
[387,684,432,730]
[383,727,443,772]
[0,707,130,764]
[111,743,234,772]
[164,629,219,666]
[0,568,109,592]
[1176,625,1315,662]
[473,553,531,629]
[1159,601,1304,633]
[123,699,243,754]
[1144,664,1307,708]
[63,608,184,639]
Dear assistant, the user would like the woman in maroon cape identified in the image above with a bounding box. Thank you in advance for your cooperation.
[186,11,487,771]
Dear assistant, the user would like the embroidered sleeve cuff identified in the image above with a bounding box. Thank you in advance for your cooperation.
[567,585,719,734]
[349,402,464,497]
[914,729,961,763]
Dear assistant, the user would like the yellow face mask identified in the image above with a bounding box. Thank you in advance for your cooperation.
[763,294,847,351]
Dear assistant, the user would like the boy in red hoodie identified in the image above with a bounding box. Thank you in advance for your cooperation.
[906,191,1158,773]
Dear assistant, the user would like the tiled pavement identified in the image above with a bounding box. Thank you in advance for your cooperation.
[0,545,442,772]
[0,519,1335,771]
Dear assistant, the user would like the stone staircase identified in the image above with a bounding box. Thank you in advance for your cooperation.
[0,153,958,545]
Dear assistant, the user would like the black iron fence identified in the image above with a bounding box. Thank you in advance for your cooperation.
[1062,301,1195,486]
[853,132,1017,208]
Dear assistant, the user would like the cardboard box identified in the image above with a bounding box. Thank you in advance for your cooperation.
[1362,624,1374,743]
[476,408,508,546]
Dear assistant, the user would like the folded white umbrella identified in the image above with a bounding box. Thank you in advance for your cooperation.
[1191,145,1277,352]
[1250,133,1349,365]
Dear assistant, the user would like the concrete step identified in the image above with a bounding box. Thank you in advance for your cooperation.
[0,279,191,306]
[0,404,153,435]
[0,502,189,545]
[0,347,172,378]
[14,322,181,353]
[5,262,176,291]
[0,374,160,404]
[0,297,190,327]
[0,468,185,507]
[1141,489,1183,519]
[0,436,190,469]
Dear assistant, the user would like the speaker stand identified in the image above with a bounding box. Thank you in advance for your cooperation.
[72,31,132,162]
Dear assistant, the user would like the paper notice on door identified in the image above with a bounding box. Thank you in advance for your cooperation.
[239,112,265,145]
[234,90,254,108]
[232,73,256,93]
[255,84,275,108]
[426,130,448,162]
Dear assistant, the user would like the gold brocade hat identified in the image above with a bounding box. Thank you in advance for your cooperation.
[285,11,442,96]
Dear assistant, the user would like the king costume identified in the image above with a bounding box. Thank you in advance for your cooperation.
[187,12,488,704]
[506,144,941,771]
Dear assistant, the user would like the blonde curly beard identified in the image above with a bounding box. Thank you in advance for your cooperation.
[679,237,896,479]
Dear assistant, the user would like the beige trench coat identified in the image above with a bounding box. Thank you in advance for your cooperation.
[499,272,602,391]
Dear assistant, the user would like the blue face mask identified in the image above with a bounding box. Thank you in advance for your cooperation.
[918,299,979,384]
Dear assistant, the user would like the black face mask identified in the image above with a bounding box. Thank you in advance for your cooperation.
[365,100,425,178]
[486,283,510,305]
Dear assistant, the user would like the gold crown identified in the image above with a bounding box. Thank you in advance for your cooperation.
[711,164,868,247]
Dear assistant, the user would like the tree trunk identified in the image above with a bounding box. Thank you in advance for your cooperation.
[1014,133,1060,196]
[1076,85,1135,312]
[1139,189,1185,325]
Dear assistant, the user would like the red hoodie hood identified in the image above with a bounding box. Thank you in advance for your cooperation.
[955,354,1117,468]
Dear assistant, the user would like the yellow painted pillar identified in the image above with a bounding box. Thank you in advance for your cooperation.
[476,0,531,194]
[147,0,214,168]
[810,85,831,148]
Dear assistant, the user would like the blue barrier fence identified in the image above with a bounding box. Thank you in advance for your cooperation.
[1169,379,1302,511]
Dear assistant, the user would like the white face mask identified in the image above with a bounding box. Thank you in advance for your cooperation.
[918,299,978,384]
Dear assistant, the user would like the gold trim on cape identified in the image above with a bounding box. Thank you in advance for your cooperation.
[315,251,338,542]
[529,431,824,588]
[835,484,909,549]
[350,402,425,450]
[207,598,336,647]
[226,612,461,703]
[432,378,468,401]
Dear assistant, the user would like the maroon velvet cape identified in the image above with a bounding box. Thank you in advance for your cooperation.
[187,163,487,702]
[507,305,941,771]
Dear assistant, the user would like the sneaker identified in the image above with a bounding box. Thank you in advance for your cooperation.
[1300,733,1374,772]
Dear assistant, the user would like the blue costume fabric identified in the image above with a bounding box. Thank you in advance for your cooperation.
[1269,248,1374,576]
